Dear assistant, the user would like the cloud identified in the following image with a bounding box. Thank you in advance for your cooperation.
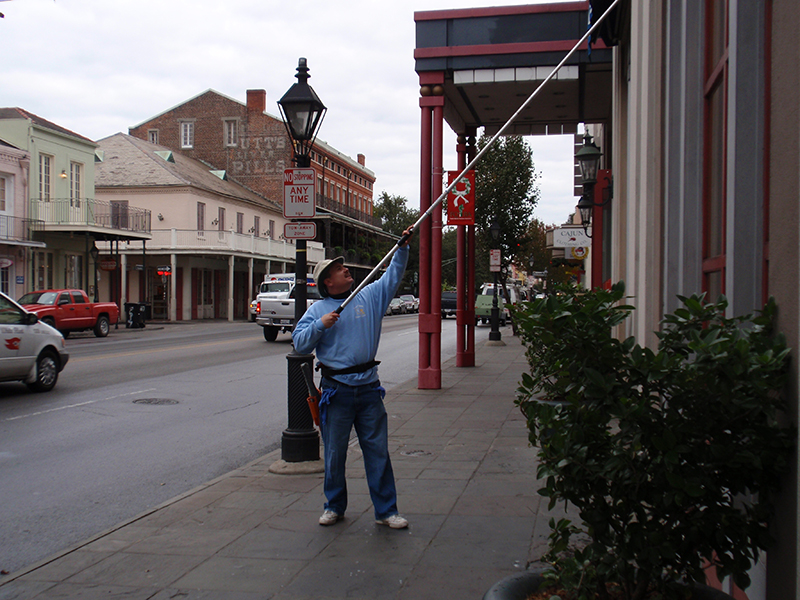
[1,0,578,226]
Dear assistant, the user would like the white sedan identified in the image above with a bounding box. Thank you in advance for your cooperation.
[0,291,69,392]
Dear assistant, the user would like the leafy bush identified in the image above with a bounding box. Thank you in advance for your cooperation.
[513,282,795,600]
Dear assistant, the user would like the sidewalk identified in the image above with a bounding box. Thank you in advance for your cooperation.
[0,333,559,600]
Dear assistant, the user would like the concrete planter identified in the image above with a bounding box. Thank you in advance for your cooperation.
[483,569,735,600]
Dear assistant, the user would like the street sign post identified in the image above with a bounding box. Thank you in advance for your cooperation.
[283,168,316,218]
[284,222,317,240]
[490,249,501,272]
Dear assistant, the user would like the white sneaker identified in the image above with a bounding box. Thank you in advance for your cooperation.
[319,509,340,526]
[376,514,408,529]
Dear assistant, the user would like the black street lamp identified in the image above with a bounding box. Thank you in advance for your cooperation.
[489,220,502,342]
[575,131,612,236]
[277,58,327,169]
[276,58,326,464]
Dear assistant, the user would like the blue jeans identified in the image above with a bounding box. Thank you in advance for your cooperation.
[320,377,398,520]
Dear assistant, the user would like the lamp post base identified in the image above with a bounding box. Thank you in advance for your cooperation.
[281,350,320,464]
[488,330,504,342]
[280,428,321,463]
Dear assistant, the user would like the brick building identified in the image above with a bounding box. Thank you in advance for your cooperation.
[129,89,391,276]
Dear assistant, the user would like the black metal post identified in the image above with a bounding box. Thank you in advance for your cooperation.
[489,270,501,341]
[281,153,320,463]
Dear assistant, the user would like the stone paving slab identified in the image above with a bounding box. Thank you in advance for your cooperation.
[0,333,560,600]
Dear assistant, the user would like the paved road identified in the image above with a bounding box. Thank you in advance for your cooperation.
[0,315,484,575]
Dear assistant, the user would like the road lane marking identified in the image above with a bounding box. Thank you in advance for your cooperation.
[70,337,261,363]
[4,389,157,422]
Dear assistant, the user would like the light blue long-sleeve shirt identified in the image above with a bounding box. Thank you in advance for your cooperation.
[292,245,409,386]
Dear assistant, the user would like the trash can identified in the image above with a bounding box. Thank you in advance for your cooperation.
[124,302,147,329]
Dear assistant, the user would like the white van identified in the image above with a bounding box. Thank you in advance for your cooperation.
[254,274,319,341]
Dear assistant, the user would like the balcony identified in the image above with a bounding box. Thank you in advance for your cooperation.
[0,215,46,247]
[28,198,151,238]
[107,228,325,264]
[316,193,382,228]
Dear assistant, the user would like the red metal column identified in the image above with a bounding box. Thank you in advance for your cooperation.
[591,169,611,290]
[456,133,475,367]
[466,130,477,361]
[418,75,444,389]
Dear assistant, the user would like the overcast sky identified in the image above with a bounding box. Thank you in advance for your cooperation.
[2,0,578,227]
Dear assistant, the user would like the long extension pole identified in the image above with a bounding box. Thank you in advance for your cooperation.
[336,0,620,314]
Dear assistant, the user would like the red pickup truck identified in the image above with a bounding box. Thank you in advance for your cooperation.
[18,289,120,338]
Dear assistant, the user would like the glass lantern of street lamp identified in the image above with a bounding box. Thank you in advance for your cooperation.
[576,132,602,185]
[89,242,99,261]
[490,220,501,243]
[277,58,327,167]
[577,193,594,232]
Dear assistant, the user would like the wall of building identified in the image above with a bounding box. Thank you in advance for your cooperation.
[614,0,664,349]
[767,2,800,598]
[0,144,32,298]
[128,90,377,230]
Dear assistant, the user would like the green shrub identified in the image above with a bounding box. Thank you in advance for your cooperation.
[513,282,795,600]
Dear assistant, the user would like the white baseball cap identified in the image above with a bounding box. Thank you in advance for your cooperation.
[313,256,344,297]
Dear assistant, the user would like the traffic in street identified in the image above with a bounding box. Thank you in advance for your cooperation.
[0,315,478,576]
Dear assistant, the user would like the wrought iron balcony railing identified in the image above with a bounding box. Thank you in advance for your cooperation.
[316,193,382,228]
[0,215,45,244]
[98,229,326,264]
[28,198,151,234]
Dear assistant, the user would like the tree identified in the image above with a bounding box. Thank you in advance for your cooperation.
[474,134,539,276]
[374,192,420,294]
[374,192,418,236]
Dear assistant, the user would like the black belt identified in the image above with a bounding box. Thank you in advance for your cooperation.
[317,360,380,379]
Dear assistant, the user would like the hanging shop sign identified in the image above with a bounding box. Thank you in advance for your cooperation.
[553,227,591,247]
[446,170,475,226]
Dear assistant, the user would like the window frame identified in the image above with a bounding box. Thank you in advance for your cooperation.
[0,175,7,212]
[702,0,729,299]
[148,129,159,144]
[69,161,83,207]
[39,153,53,201]
[180,121,195,149]
[197,201,206,233]
[224,119,238,147]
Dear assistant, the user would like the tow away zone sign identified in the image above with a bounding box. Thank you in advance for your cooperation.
[284,222,317,240]
[283,168,316,218]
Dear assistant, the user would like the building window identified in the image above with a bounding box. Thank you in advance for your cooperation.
[181,121,194,149]
[65,254,83,289]
[224,120,238,147]
[236,212,244,233]
[70,162,83,207]
[702,0,729,299]
[111,200,129,229]
[197,202,205,232]
[0,176,6,212]
[35,251,54,289]
[218,207,225,231]
[148,129,159,144]
[39,154,53,200]
[254,215,260,237]
[0,265,8,294]
[268,219,275,239]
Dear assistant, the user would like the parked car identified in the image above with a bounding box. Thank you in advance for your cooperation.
[399,294,419,313]
[441,290,458,318]
[475,283,516,325]
[475,293,509,326]
[18,289,120,338]
[0,291,69,392]
[387,298,407,315]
